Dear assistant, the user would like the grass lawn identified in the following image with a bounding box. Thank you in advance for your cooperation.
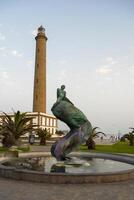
[79,141,134,154]
[0,146,8,152]
[0,146,30,153]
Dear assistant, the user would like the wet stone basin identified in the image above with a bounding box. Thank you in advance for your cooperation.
[2,156,134,174]
[0,153,134,183]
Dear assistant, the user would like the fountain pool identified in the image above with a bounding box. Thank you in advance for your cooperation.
[0,152,134,183]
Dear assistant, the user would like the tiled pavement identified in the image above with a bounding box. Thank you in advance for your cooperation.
[0,177,133,200]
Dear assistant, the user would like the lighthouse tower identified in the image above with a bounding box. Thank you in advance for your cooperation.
[33,25,47,113]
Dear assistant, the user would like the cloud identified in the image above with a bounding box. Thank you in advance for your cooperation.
[105,57,114,62]
[11,50,23,57]
[0,47,7,57]
[129,46,134,50]
[58,59,67,65]
[0,46,6,51]
[0,33,5,40]
[0,47,23,58]
[96,56,120,76]
[0,70,8,79]
[0,69,14,86]
[57,69,67,82]
[96,66,112,75]
[11,50,18,55]
[27,60,33,66]
[3,71,8,79]
[104,57,119,65]
[128,66,134,74]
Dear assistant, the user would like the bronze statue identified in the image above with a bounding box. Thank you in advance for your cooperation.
[56,85,73,105]
[51,85,92,160]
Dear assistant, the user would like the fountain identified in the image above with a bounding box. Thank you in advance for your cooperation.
[0,85,134,183]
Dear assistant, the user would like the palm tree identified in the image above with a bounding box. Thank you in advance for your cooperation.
[36,128,51,145]
[121,128,134,146]
[55,129,65,136]
[0,111,34,148]
[86,127,106,150]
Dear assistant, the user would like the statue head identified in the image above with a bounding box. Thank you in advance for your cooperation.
[61,85,65,90]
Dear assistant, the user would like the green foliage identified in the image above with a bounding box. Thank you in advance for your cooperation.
[0,111,35,148]
[55,129,65,136]
[121,128,134,146]
[86,127,106,150]
[17,146,30,152]
[120,136,126,142]
[0,146,9,152]
[36,128,51,145]
[0,146,30,153]
[80,141,134,154]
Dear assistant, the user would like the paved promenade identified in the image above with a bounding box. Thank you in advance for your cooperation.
[0,145,134,200]
[0,177,133,200]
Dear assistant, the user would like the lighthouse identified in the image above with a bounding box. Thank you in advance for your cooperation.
[33,25,47,113]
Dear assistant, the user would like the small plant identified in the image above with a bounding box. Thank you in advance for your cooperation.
[0,111,35,148]
[86,127,106,150]
[120,136,126,142]
[121,128,134,146]
[36,128,51,145]
[55,130,65,136]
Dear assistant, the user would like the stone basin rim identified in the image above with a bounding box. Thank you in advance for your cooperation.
[0,152,134,183]
[0,152,134,175]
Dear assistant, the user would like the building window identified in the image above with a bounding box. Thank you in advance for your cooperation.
[47,118,49,126]
[36,94,38,99]
[50,119,52,126]
[38,48,40,53]
[53,120,56,126]
[42,117,45,125]
[33,118,37,124]
[36,79,38,83]
[37,64,39,68]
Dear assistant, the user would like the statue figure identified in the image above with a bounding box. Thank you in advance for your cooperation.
[51,85,92,161]
[56,85,73,105]
[52,85,73,109]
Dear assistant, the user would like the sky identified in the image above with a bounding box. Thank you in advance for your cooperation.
[0,0,134,135]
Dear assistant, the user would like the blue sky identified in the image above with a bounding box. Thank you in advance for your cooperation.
[0,0,134,135]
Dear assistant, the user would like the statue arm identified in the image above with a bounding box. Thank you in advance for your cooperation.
[57,89,59,98]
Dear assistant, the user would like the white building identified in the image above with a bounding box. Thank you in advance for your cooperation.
[0,112,57,136]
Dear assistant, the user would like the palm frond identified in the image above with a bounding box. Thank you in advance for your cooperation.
[0,111,36,146]
[92,127,99,133]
